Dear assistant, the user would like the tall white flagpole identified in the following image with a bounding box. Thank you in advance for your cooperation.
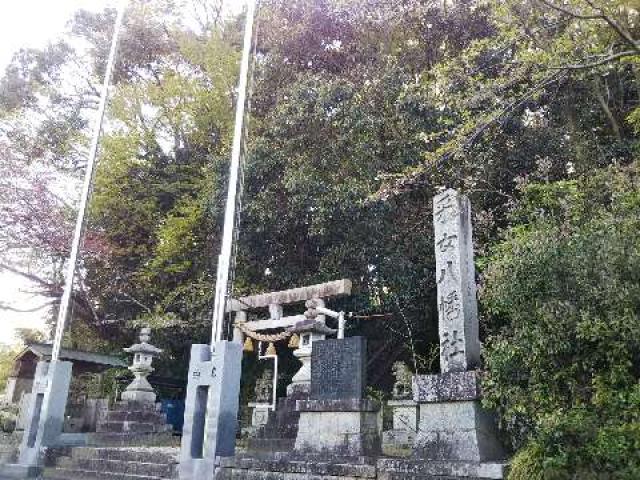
[210,0,257,347]
[51,1,127,362]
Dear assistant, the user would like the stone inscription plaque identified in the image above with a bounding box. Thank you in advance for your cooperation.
[310,337,366,401]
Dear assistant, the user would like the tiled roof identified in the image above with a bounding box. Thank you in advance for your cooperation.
[21,343,127,367]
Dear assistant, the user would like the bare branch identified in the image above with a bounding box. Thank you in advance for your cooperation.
[552,50,638,70]
[0,300,55,313]
[538,0,601,19]
[537,0,640,53]
[0,262,60,291]
[119,292,153,314]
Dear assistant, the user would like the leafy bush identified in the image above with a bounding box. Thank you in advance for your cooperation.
[0,405,18,433]
[481,163,640,479]
[68,368,130,403]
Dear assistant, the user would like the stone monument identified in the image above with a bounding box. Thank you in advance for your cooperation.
[383,362,418,453]
[122,327,162,404]
[248,369,274,430]
[411,189,505,472]
[295,336,380,458]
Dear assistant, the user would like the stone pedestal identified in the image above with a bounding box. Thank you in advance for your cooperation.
[96,401,171,435]
[389,399,418,434]
[412,372,505,462]
[292,337,380,459]
[295,398,380,457]
[382,399,418,451]
[0,360,72,478]
[179,341,242,480]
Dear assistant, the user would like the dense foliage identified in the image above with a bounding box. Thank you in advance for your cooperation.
[0,0,639,475]
[482,164,640,478]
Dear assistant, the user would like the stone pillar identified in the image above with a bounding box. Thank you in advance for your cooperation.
[433,189,480,373]
[179,341,242,480]
[412,189,505,469]
[1,360,72,478]
[232,311,247,345]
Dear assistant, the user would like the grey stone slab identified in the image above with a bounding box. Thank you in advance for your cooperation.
[217,455,377,478]
[413,400,505,462]
[178,341,242,480]
[413,371,481,403]
[433,189,480,373]
[294,410,380,458]
[387,400,418,433]
[310,337,366,401]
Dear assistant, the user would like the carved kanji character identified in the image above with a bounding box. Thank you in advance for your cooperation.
[435,193,457,223]
[441,330,464,358]
[437,260,456,284]
[437,232,457,252]
[439,290,461,322]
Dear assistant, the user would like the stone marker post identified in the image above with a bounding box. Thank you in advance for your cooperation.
[433,189,480,373]
[179,341,242,480]
[1,360,73,478]
[412,189,505,470]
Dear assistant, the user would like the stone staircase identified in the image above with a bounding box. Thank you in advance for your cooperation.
[42,447,179,480]
[97,402,171,435]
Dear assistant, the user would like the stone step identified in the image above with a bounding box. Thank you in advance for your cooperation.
[42,467,172,480]
[246,438,295,454]
[106,411,167,423]
[110,402,162,413]
[55,457,176,478]
[97,421,170,434]
[86,431,178,447]
[70,447,178,464]
[42,447,179,480]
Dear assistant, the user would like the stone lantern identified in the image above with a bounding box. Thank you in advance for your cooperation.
[286,319,336,396]
[122,327,162,404]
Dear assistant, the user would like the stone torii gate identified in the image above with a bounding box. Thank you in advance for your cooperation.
[229,279,352,395]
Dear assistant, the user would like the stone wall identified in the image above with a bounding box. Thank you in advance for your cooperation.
[215,456,508,480]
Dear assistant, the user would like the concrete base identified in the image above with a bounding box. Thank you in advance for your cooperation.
[295,399,380,458]
[0,463,42,479]
[178,342,242,480]
[413,400,505,462]
[216,455,376,480]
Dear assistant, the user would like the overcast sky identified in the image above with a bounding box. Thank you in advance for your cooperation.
[0,0,247,345]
